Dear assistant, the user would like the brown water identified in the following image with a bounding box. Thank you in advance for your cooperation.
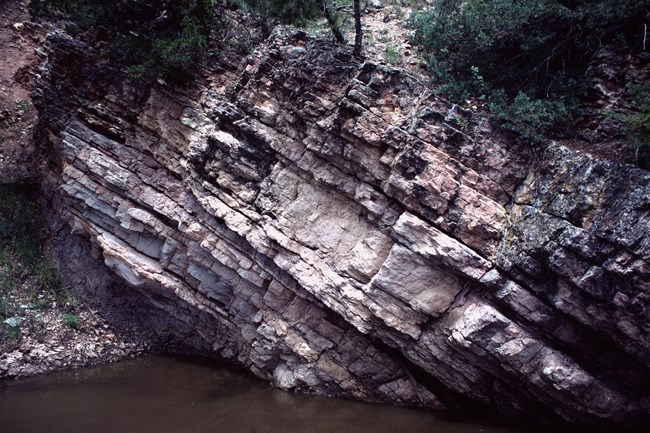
[0,356,537,433]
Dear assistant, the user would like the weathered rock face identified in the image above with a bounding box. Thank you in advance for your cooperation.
[32,30,649,426]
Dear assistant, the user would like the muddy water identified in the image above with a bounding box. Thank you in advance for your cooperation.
[0,356,535,433]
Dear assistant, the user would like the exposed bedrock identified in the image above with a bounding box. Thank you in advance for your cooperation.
[32,30,649,426]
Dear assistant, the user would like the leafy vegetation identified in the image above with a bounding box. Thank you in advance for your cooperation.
[235,0,363,50]
[30,0,219,85]
[31,0,367,83]
[0,265,12,319]
[234,0,323,29]
[0,184,69,349]
[608,73,650,169]
[624,79,650,144]
[384,45,399,65]
[28,0,648,153]
[61,314,82,330]
[17,100,31,114]
[411,0,648,144]
[489,90,570,144]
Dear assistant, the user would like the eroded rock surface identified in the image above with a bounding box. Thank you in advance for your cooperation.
[32,29,649,426]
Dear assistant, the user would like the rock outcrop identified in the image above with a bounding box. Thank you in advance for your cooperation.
[32,29,649,426]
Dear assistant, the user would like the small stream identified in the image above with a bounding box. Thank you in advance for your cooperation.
[0,356,556,433]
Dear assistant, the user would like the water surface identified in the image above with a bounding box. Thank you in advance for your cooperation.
[0,356,541,433]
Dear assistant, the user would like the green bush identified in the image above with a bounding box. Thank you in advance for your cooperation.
[61,314,82,330]
[622,78,650,144]
[154,17,208,84]
[38,263,62,293]
[411,0,647,143]
[0,264,15,320]
[2,319,22,341]
[234,0,322,27]
[31,0,220,86]
[489,90,569,145]
[234,0,352,45]
[385,45,399,65]
[608,73,650,169]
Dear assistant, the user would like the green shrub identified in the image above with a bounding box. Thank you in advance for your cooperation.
[17,100,31,114]
[38,263,62,293]
[607,74,650,169]
[61,314,82,330]
[0,264,13,297]
[154,17,208,84]
[31,0,220,86]
[411,0,647,142]
[489,90,569,145]
[234,0,322,27]
[622,78,650,143]
[385,45,399,65]
[0,264,15,320]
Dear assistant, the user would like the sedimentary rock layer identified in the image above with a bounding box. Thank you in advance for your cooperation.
[32,30,649,425]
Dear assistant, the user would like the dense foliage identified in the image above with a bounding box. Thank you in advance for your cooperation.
[235,0,323,28]
[615,74,650,168]
[31,0,361,83]
[411,0,649,143]
[30,0,218,85]
[235,0,355,46]
[621,76,650,145]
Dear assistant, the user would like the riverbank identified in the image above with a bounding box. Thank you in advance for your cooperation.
[0,300,151,378]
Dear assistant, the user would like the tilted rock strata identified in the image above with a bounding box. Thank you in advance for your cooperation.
[33,30,649,425]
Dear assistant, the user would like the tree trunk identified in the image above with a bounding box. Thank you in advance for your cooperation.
[315,0,346,44]
[353,0,362,57]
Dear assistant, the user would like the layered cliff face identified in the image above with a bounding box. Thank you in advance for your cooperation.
[33,30,649,425]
